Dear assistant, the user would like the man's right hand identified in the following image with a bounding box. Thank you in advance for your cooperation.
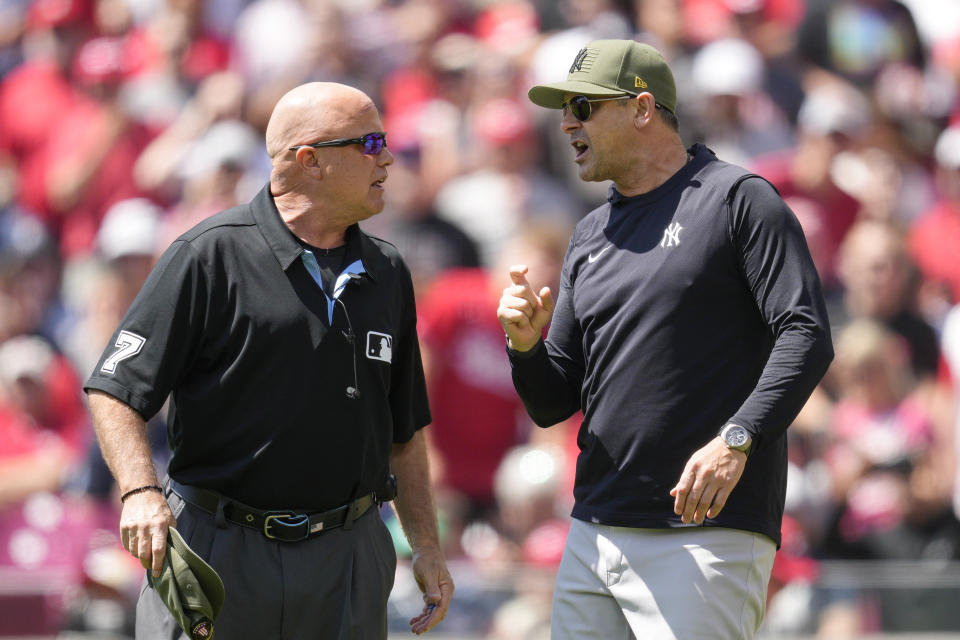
[120,490,177,578]
[497,264,555,352]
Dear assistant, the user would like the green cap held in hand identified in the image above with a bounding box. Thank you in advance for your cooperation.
[149,527,225,640]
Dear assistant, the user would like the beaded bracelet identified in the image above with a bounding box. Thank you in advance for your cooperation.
[120,484,163,503]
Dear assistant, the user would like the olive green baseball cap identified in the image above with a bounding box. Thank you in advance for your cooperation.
[528,39,677,114]
[149,527,225,640]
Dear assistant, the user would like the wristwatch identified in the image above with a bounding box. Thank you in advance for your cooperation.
[719,423,752,455]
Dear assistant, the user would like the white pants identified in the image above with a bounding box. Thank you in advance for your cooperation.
[551,520,776,640]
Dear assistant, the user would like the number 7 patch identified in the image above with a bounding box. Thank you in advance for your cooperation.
[101,330,146,374]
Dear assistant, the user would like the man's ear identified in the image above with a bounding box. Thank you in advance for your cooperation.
[292,148,325,179]
[633,92,657,129]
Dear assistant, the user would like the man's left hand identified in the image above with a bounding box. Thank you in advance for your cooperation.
[670,437,747,524]
[408,546,454,635]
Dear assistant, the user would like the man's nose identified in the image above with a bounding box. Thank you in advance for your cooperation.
[560,108,581,133]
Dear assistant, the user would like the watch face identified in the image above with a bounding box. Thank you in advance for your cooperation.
[725,426,748,447]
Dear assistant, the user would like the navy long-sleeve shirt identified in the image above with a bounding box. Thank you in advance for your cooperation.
[508,145,833,545]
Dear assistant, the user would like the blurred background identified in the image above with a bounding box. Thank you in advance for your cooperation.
[0,0,959,638]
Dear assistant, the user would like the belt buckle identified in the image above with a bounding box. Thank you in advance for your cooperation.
[263,511,310,541]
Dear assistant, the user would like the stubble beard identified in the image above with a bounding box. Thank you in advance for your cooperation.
[578,157,605,183]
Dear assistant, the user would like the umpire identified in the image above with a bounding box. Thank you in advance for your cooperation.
[85,82,453,639]
[498,40,833,639]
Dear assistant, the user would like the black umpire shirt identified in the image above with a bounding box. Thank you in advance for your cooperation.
[509,145,833,546]
[85,185,431,510]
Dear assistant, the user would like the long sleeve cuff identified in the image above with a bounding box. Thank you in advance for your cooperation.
[506,338,546,361]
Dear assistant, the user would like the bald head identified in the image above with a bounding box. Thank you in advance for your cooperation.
[265,82,376,159]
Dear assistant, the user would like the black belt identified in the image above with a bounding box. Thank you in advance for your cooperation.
[168,480,380,542]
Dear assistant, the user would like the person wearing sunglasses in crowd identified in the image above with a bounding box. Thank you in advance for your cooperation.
[84,82,453,639]
[497,40,833,639]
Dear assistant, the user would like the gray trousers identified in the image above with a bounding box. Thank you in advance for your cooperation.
[136,489,397,640]
[551,519,776,640]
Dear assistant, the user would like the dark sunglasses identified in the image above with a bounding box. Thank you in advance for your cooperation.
[289,131,387,155]
[560,94,667,122]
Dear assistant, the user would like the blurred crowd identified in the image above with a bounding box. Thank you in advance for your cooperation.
[0,0,959,637]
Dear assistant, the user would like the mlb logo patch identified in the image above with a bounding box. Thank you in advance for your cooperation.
[366,331,393,363]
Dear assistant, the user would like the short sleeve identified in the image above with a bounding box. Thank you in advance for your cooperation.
[84,241,209,419]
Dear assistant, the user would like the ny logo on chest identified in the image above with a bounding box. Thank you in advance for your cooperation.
[660,222,683,248]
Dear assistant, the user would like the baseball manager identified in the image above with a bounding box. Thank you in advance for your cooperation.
[498,40,833,639]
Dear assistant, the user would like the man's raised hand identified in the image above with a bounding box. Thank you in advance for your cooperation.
[497,264,555,352]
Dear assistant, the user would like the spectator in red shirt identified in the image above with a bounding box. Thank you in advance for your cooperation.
[751,81,869,285]
[417,223,568,540]
[0,0,88,234]
[0,335,88,509]
[909,124,960,309]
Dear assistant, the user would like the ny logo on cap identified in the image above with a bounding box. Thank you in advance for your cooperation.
[569,48,589,73]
